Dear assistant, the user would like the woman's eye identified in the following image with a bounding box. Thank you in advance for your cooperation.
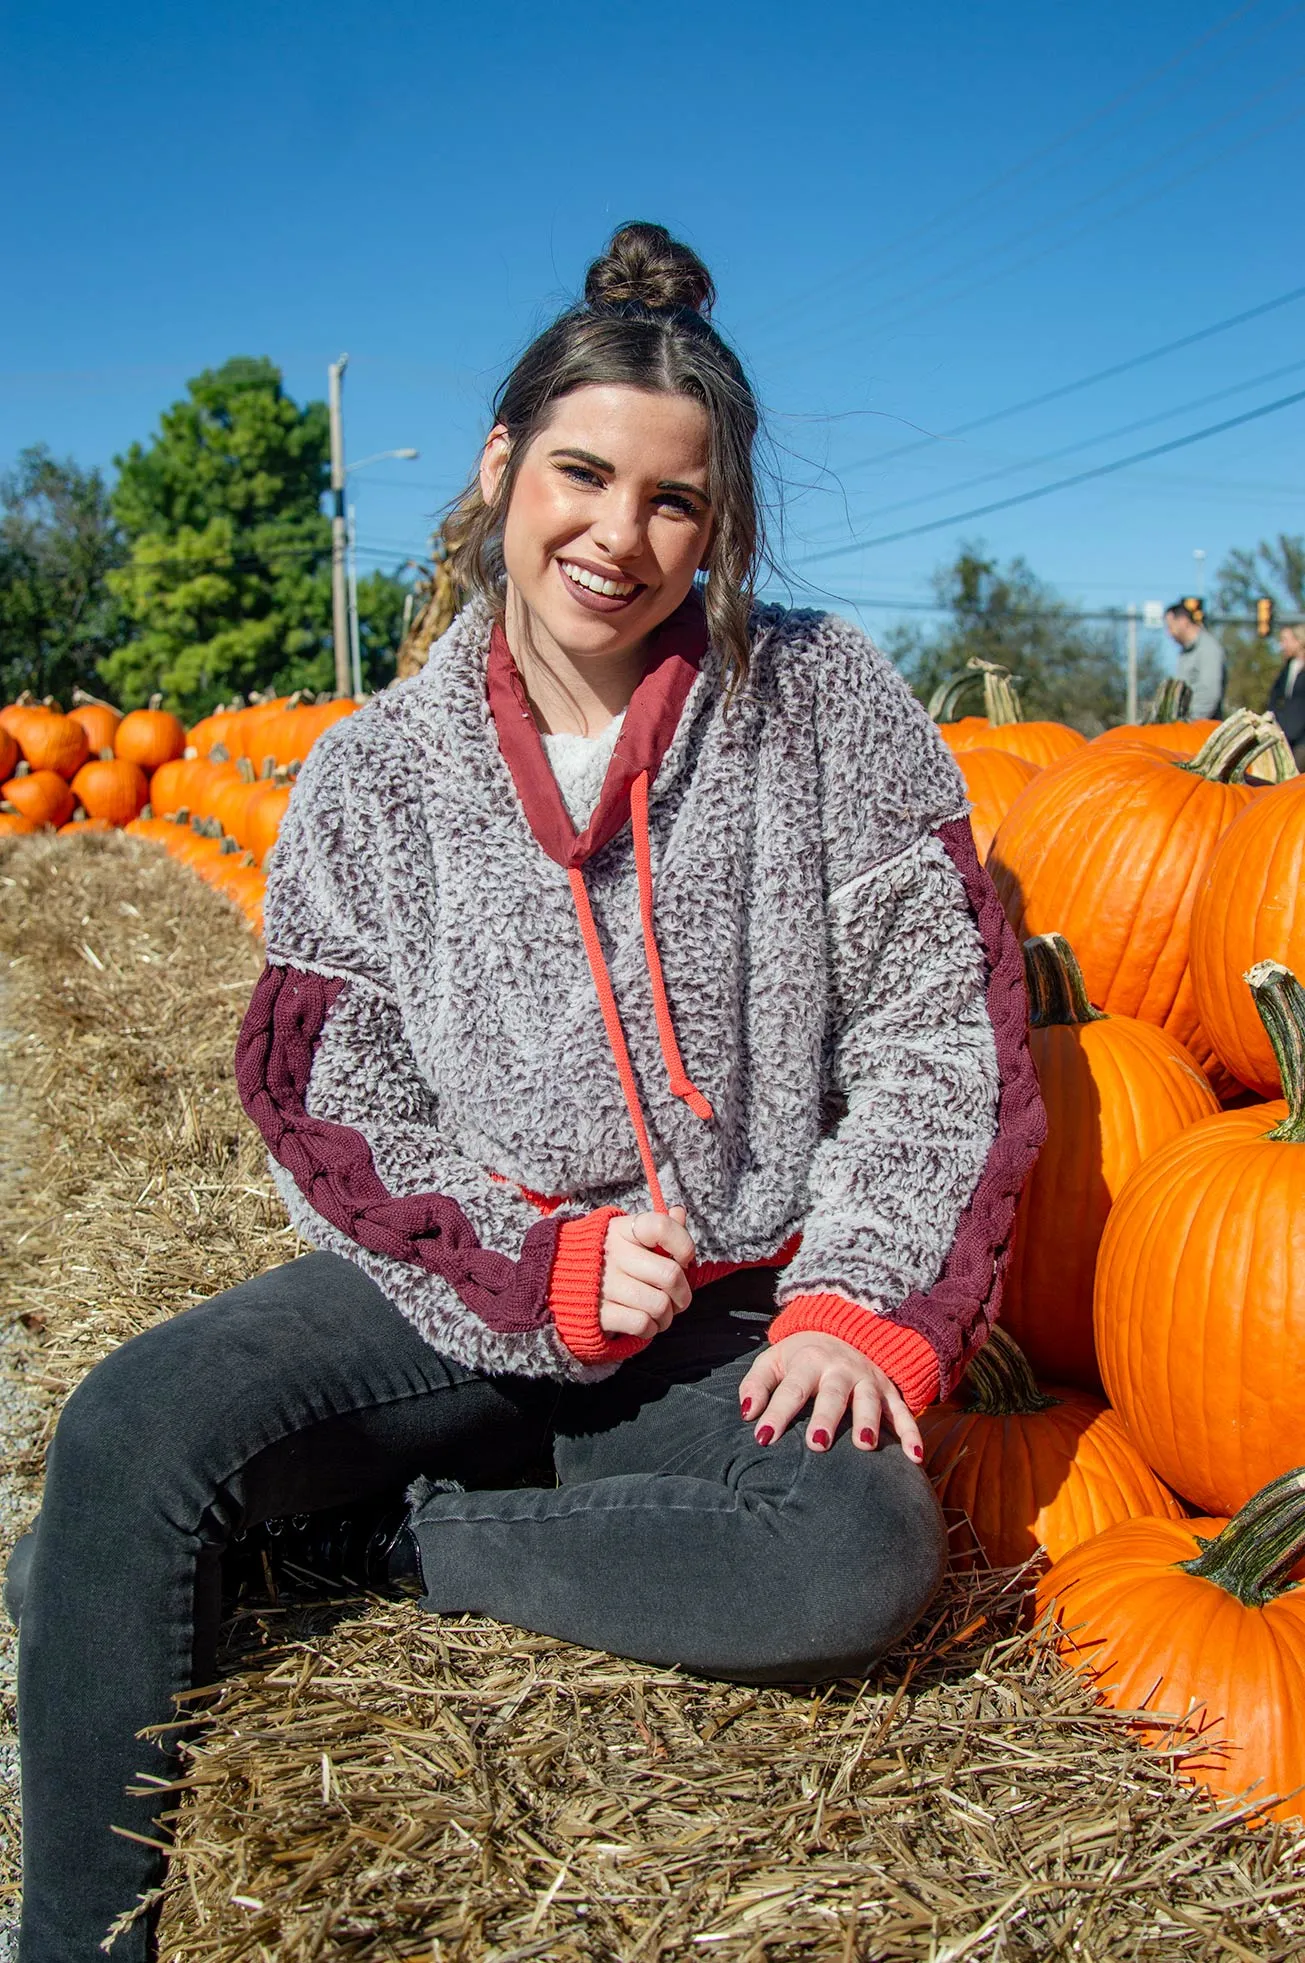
[560,464,604,488]
[656,493,701,517]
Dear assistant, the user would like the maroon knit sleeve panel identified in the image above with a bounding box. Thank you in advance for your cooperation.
[234,963,562,1333]
[884,818,1046,1394]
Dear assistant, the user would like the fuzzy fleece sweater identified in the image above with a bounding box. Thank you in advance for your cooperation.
[235,594,1045,1410]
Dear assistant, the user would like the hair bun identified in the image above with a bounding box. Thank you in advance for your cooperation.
[584,221,716,316]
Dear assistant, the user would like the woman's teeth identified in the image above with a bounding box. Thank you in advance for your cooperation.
[560,561,637,598]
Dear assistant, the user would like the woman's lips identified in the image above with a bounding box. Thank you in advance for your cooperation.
[556,559,644,614]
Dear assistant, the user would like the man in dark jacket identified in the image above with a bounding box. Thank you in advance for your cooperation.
[1269,619,1305,770]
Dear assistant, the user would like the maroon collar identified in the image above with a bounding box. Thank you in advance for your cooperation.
[486,592,708,870]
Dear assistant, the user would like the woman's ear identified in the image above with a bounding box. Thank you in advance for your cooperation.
[479,425,511,506]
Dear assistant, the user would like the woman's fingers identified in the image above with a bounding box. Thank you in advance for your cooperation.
[851,1375,885,1450]
[880,1378,926,1463]
[597,1301,660,1340]
[804,1372,857,1453]
[750,1360,822,1444]
[609,1243,693,1312]
[628,1208,696,1270]
[737,1346,784,1423]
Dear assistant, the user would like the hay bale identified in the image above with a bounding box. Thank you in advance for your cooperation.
[2,834,1304,1961]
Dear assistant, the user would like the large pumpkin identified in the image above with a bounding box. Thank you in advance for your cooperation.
[2,769,75,829]
[68,698,122,757]
[115,705,186,772]
[1037,1466,1305,1824]
[185,707,243,761]
[0,727,17,783]
[1094,959,1305,1515]
[988,710,1293,1082]
[14,710,89,780]
[1190,775,1305,1099]
[929,659,1085,767]
[920,1326,1182,1572]
[245,782,293,866]
[70,758,149,826]
[0,812,39,836]
[1002,935,1218,1390]
[955,748,1037,860]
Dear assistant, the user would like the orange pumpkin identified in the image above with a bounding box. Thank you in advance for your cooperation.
[148,756,232,819]
[955,748,1037,860]
[115,706,186,772]
[185,707,243,760]
[929,659,1085,769]
[14,710,88,779]
[68,700,122,756]
[1001,935,1219,1390]
[1093,719,1221,759]
[0,812,39,836]
[70,758,149,826]
[1190,776,1305,1100]
[57,818,115,835]
[920,1326,1182,1572]
[0,727,17,783]
[231,695,294,768]
[2,769,75,829]
[988,710,1292,1083]
[256,697,357,768]
[245,782,292,865]
[1094,960,1305,1516]
[1037,1467,1305,1824]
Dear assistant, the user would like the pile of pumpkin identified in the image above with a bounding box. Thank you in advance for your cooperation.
[925,657,1305,1830]
[0,689,358,935]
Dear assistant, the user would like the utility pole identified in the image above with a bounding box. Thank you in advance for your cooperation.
[347,503,363,698]
[1193,547,1206,603]
[1126,603,1138,724]
[328,355,351,698]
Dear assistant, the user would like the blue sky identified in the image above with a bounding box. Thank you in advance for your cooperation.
[3,0,1303,663]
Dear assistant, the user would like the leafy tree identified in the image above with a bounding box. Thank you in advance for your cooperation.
[101,357,408,715]
[1214,533,1303,711]
[884,546,1163,735]
[0,446,126,704]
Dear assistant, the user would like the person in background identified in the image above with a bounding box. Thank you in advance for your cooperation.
[1268,618,1305,771]
[1163,597,1226,719]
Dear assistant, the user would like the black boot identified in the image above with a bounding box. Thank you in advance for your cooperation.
[223,1496,424,1606]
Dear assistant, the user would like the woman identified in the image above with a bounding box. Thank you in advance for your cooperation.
[9,223,1043,1960]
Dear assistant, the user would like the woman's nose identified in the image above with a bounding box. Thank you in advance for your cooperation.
[592,499,645,562]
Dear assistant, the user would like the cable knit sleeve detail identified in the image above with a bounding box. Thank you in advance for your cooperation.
[767,1294,940,1414]
[548,1208,650,1366]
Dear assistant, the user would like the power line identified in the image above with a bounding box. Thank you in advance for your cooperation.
[747,0,1276,343]
[804,353,1305,542]
[800,386,1305,564]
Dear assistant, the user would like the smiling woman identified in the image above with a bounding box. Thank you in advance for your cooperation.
[9,221,1046,1962]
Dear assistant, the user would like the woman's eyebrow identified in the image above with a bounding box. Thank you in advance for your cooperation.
[549,447,711,503]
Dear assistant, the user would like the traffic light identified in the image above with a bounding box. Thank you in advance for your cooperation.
[1256,596,1275,638]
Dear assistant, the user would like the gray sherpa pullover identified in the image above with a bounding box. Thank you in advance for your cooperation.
[235,593,1044,1410]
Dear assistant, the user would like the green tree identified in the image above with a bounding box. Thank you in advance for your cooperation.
[101,357,409,715]
[0,446,126,704]
[1214,533,1303,711]
[884,545,1163,735]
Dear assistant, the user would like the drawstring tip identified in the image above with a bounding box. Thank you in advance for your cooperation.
[679,1086,714,1123]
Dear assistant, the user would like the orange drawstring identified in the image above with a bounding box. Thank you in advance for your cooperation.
[566,769,713,1215]
[629,772,715,1123]
[567,866,669,1215]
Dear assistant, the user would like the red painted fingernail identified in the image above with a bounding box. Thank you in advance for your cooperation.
[812,1429,830,1450]
[912,1445,924,1460]
[756,1425,774,1447]
[859,1428,876,1446]
[740,1398,752,1418]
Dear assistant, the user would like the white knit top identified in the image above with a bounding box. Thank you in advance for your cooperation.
[539,712,626,828]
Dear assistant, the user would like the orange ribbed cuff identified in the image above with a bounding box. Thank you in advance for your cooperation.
[548,1208,647,1367]
[769,1293,941,1414]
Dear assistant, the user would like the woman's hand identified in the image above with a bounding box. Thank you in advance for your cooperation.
[598,1206,695,1341]
[738,1330,925,1461]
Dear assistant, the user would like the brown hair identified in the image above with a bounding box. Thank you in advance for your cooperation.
[445,221,765,693]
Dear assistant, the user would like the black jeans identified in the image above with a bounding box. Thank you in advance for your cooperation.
[11,1253,945,1961]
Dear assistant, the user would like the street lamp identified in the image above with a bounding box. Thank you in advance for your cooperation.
[344,448,420,697]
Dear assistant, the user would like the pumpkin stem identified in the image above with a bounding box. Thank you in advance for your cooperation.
[960,1325,1059,1416]
[1145,676,1192,724]
[1024,934,1107,1027]
[148,692,163,712]
[71,687,120,712]
[1246,960,1305,1142]
[1179,1466,1305,1606]
[1184,709,1291,784]
[928,661,1025,727]
[928,672,982,723]
[1231,716,1299,785]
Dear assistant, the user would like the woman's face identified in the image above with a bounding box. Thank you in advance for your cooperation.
[481,383,714,663]
[1281,623,1304,662]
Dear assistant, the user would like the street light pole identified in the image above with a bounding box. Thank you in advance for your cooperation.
[328,355,351,698]
[342,447,419,696]
[347,503,363,699]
